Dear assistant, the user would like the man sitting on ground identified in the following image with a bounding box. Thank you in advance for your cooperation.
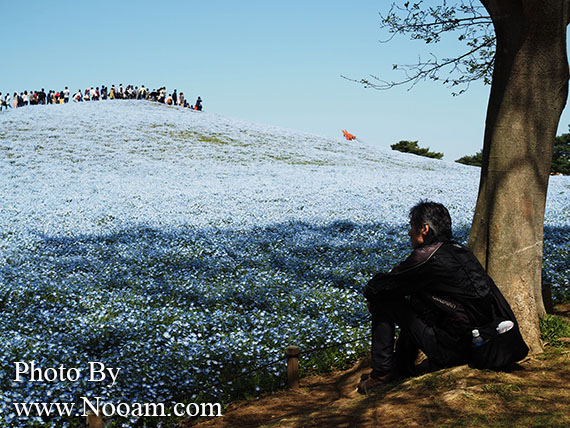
[358,201,517,393]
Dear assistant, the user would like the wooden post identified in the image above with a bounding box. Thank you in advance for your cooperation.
[286,345,300,389]
[86,411,104,428]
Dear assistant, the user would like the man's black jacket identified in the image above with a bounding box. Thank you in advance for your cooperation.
[364,241,496,336]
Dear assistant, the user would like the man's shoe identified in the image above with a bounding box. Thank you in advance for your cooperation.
[357,372,391,394]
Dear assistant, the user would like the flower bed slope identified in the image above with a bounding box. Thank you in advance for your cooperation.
[0,101,568,426]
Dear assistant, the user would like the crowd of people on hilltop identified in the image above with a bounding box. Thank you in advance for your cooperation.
[0,84,203,112]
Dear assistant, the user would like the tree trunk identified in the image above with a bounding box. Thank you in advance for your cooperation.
[470,0,569,354]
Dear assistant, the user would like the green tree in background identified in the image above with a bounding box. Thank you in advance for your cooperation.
[456,150,483,167]
[552,133,570,175]
[391,140,444,159]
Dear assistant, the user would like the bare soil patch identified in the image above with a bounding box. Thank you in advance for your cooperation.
[189,305,570,428]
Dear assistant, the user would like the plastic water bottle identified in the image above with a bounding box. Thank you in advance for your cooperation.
[496,320,514,334]
[472,329,484,347]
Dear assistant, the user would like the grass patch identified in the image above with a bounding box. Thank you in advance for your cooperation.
[170,130,239,146]
[420,373,460,392]
[540,314,570,345]
[481,382,523,400]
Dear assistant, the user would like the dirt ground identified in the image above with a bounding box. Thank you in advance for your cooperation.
[188,305,570,428]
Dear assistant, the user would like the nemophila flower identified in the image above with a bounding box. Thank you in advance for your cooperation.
[0,101,568,426]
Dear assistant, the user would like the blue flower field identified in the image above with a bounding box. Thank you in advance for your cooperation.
[0,101,568,426]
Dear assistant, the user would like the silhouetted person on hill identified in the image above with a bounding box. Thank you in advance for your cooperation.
[39,89,46,104]
[158,87,166,103]
[195,96,202,111]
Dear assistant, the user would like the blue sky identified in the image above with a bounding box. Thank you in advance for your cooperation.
[1,0,569,160]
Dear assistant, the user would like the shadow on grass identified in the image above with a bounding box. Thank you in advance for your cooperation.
[543,225,570,302]
[5,220,409,307]
[4,221,568,312]
[1,220,568,426]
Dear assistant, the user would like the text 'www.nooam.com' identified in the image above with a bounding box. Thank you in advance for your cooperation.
[13,398,222,418]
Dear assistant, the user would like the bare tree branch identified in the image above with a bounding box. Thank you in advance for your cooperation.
[347,0,496,93]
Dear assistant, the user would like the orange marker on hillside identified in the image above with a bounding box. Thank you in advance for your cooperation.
[342,129,356,141]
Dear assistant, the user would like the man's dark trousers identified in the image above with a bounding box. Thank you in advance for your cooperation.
[370,298,468,378]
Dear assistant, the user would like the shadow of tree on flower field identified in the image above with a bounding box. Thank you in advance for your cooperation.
[0,220,567,426]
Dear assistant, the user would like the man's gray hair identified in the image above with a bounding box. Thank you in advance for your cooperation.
[409,201,453,244]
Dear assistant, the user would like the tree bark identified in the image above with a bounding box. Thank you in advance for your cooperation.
[470,0,569,354]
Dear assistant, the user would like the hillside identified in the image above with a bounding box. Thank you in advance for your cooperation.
[0,101,569,427]
[2,100,569,231]
[0,100,483,234]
